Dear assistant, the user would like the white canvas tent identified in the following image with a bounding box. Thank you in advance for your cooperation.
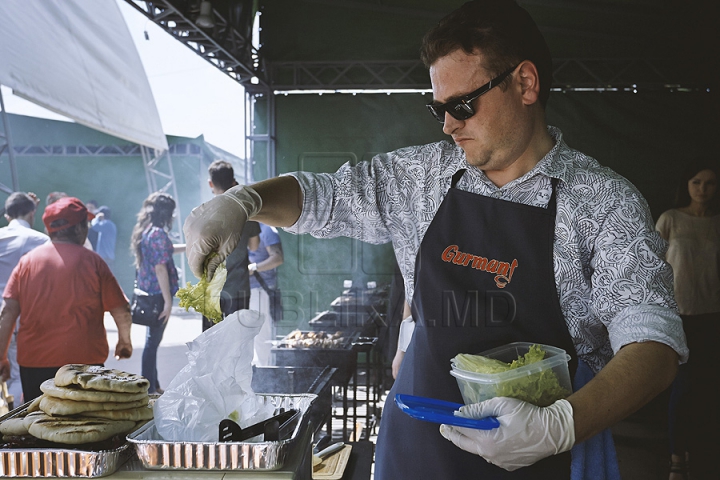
[0,0,167,151]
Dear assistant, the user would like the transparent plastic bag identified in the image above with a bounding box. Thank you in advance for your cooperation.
[153,310,275,442]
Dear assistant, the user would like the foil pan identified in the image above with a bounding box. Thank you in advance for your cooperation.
[127,393,317,471]
[0,403,133,478]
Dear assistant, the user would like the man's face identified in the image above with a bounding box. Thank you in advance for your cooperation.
[429,49,535,180]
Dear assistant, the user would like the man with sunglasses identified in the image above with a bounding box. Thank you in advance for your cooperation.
[183,0,686,478]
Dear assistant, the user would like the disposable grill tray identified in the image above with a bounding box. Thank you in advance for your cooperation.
[0,402,134,478]
[126,393,317,471]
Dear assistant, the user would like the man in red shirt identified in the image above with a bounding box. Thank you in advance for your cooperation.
[0,197,133,401]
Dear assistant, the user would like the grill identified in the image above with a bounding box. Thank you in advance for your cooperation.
[272,331,380,441]
[251,366,337,437]
[272,331,360,385]
[307,309,383,337]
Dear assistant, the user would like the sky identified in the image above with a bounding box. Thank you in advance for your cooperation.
[0,0,247,157]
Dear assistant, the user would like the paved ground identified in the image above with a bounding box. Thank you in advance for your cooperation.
[103,306,203,390]
[103,308,674,479]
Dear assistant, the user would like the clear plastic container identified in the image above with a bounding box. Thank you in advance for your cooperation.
[450,342,572,407]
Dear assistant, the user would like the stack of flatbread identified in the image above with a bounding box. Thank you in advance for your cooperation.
[0,365,152,445]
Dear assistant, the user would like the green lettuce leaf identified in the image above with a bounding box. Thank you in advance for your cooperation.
[176,262,227,323]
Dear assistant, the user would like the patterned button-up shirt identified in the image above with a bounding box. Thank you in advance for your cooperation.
[285,127,688,373]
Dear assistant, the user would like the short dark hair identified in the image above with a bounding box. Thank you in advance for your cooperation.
[5,192,36,219]
[46,191,68,206]
[208,160,235,192]
[49,220,87,244]
[420,0,552,108]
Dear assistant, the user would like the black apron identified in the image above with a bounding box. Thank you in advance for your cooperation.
[375,170,578,480]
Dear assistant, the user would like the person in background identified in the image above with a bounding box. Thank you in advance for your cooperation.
[46,192,93,251]
[0,197,132,401]
[85,199,99,250]
[183,1,687,477]
[656,161,720,480]
[90,206,117,272]
[248,222,284,366]
[0,192,50,405]
[130,193,185,394]
[203,160,260,332]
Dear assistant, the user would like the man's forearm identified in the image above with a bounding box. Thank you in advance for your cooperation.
[109,305,132,344]
[250,176,303,227]
[568,341,678,443]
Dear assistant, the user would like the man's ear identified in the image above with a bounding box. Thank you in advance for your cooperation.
[516,61,541,106]
[208,180,214,189]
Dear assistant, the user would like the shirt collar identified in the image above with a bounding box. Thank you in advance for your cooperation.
[8,218,31,228]
[453,125,574,188]
[531,126,573,184]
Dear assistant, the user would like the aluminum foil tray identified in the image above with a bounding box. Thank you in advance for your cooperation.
[126,393,317,471]
[0,403,133,478]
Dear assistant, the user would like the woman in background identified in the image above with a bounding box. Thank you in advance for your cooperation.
[130,193,184,394]
[656,161,720,480]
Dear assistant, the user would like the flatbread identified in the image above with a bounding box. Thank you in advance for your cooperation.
[83,405,154,421]
[22,411,45,430]
[40,395,149,416]
[40,379,148,403]
[0,417,29,436]
[54,365,149,393]
[26,395,43,413]
[27,413,136,444]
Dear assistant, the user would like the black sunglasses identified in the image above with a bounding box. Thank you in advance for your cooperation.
[426,64,520,123]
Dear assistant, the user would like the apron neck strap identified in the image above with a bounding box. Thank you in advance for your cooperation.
[451,169,466,188]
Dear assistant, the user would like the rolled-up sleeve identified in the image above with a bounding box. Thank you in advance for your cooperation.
[591,187,688,363]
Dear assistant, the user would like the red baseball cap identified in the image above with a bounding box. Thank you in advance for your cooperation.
[43,197,95,233]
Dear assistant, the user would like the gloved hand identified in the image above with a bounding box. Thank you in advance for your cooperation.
[184,185,262,280]
[439,397,575,471]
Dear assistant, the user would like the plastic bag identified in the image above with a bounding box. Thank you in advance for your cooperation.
[153,309,276,442]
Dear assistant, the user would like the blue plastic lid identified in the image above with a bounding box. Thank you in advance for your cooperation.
[394,394,500,430]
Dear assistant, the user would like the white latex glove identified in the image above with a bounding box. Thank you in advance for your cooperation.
[439,397,575,471]
[184,185,262,280]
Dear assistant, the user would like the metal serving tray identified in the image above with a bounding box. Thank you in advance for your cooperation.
[126,393,317,471]
[0,403,133,478]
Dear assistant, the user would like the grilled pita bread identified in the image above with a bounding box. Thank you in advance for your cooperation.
[40,379,148,403]
[27,413,136,444]
[0,417,29,436]
[40,394,149,416]
[54,365,149,393]
[26,395,43,413]
[82,405,154,421]
[22,411,45,430]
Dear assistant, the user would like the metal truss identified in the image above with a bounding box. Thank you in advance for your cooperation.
[268,60,431,91]
[0,87,19,196]
[124,0,265,87]
[10,143,202,157]
[140,146,187,285]
[267,58,707,91]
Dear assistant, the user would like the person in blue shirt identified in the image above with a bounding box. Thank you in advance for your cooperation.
[248,223,283,366]
[90,206,117,271]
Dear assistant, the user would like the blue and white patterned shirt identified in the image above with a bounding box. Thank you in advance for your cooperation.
[285,127,688,373]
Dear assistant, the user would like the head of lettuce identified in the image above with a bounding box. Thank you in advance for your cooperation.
[176,262,227,323]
